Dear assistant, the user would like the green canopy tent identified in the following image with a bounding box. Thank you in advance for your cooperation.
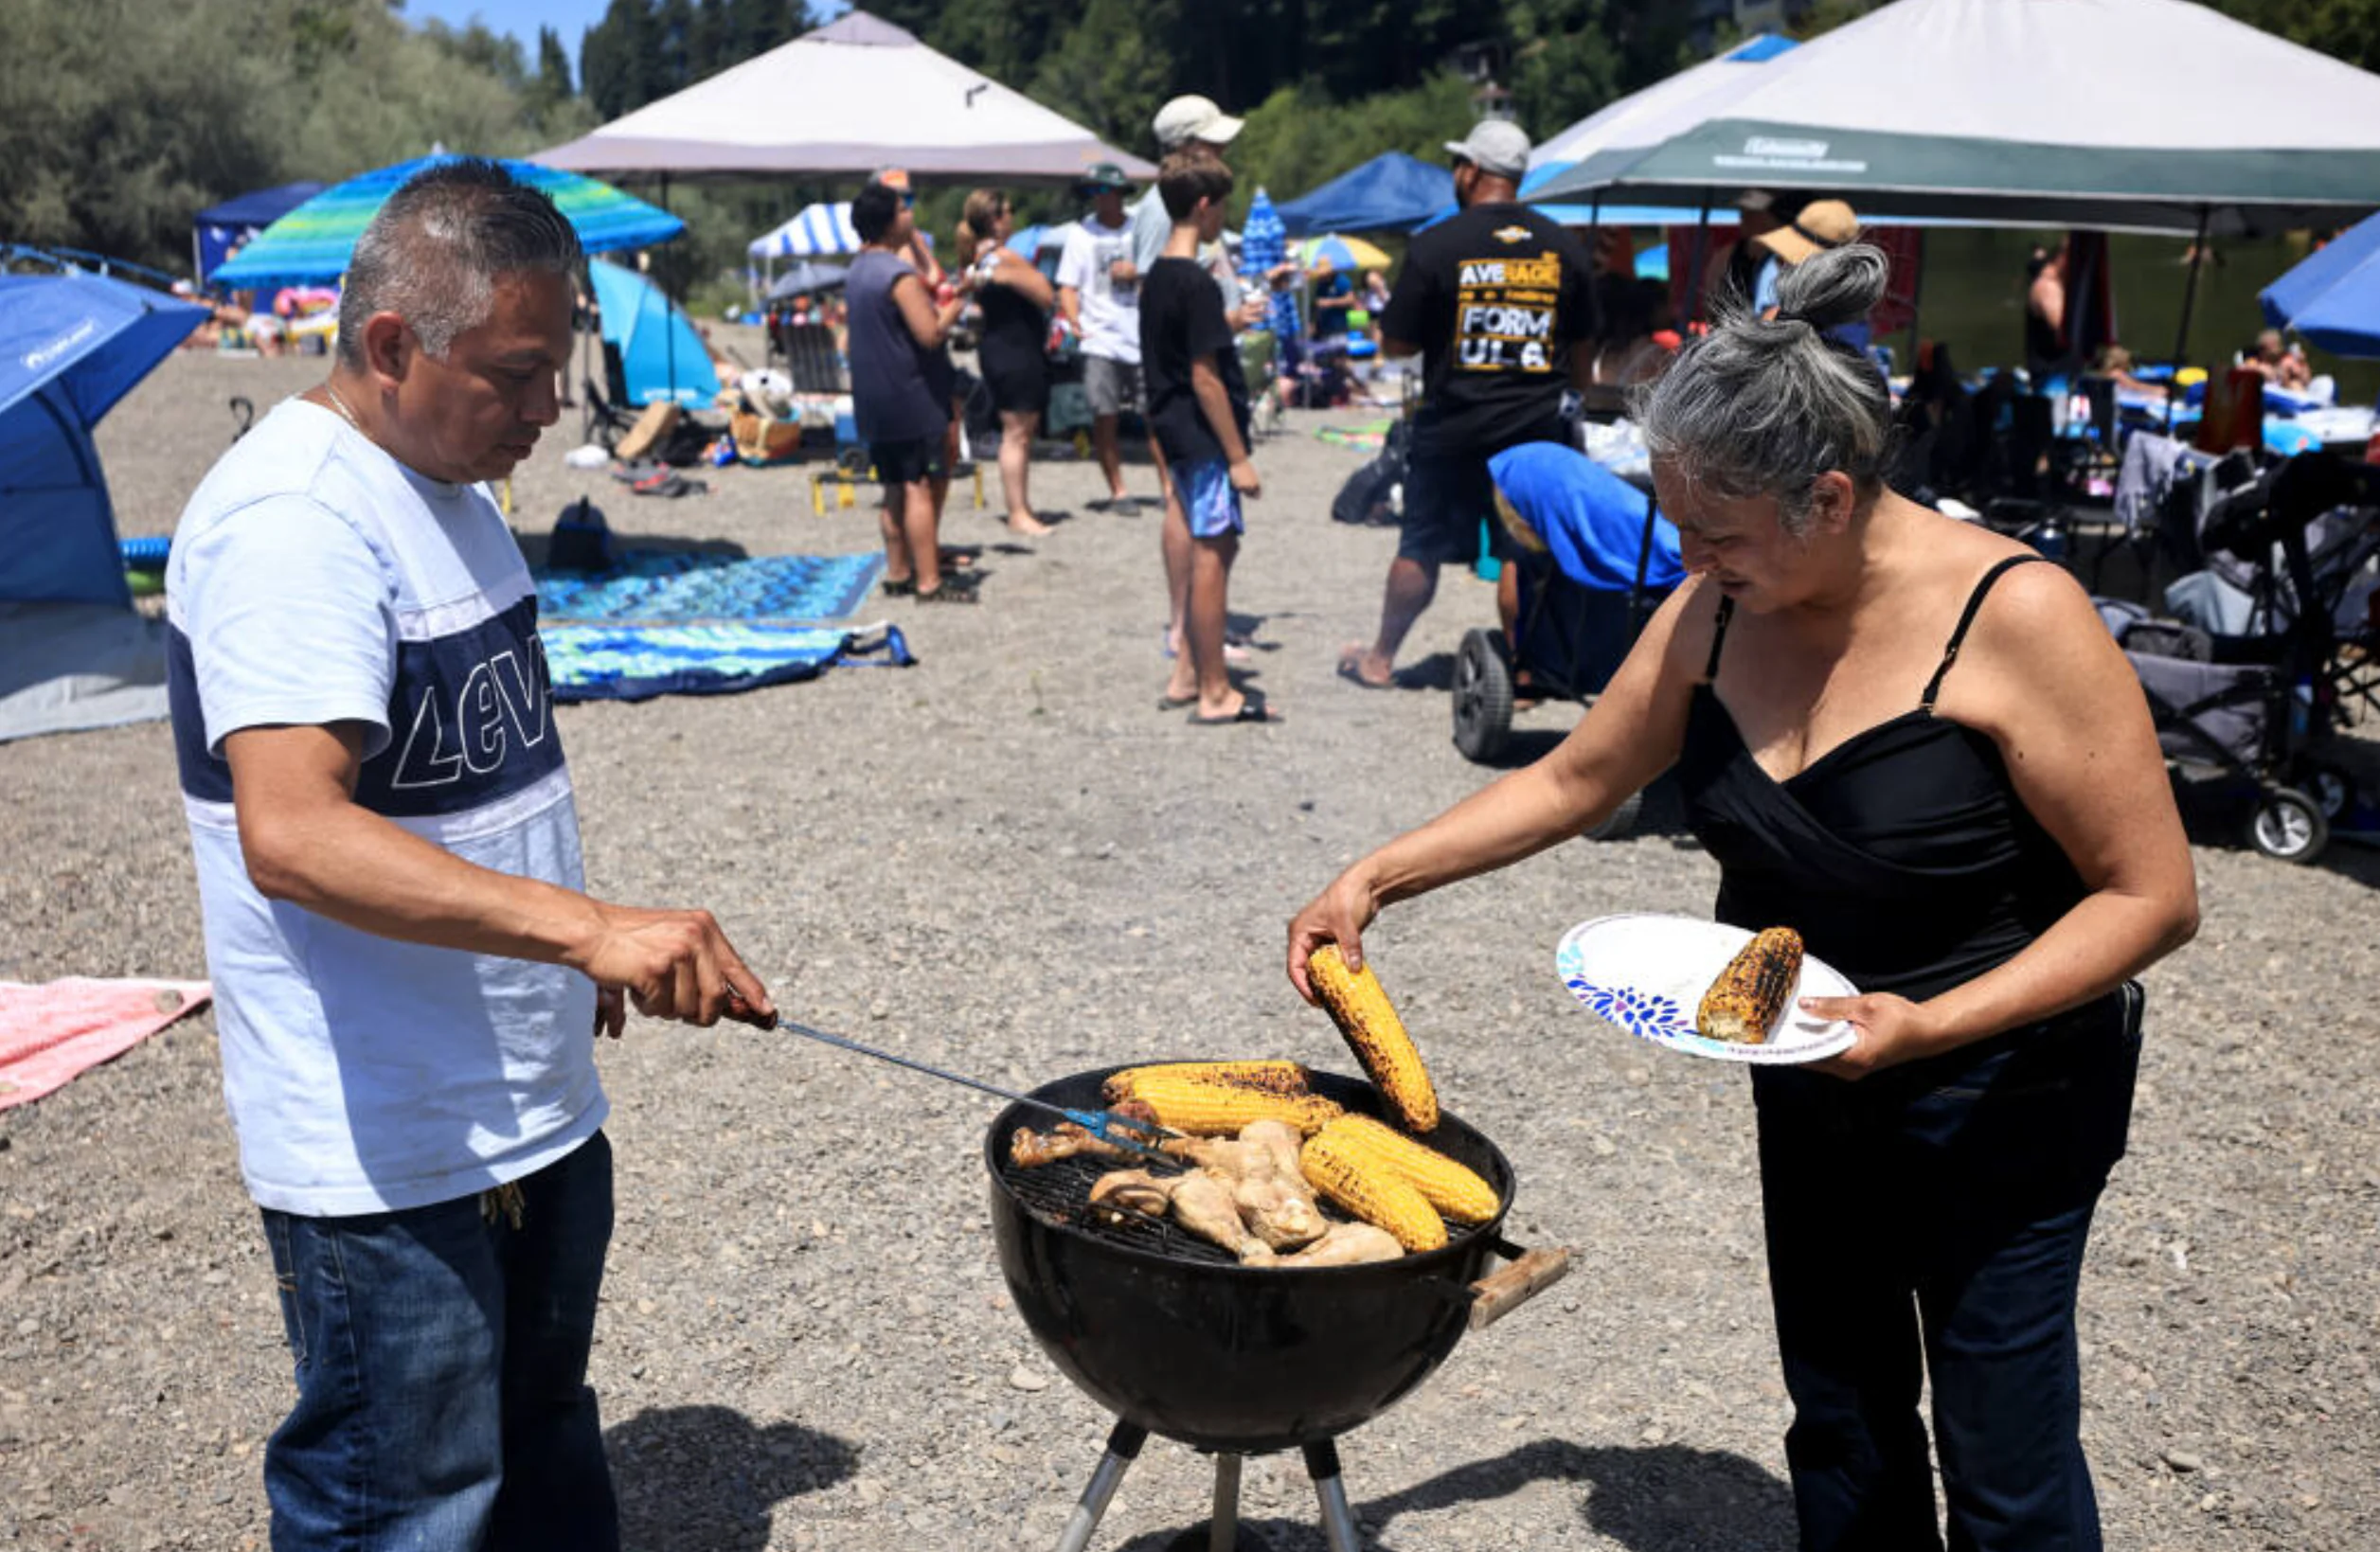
[1530,0,2380,237]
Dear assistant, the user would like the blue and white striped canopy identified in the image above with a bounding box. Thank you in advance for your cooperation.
[749,203,862,259]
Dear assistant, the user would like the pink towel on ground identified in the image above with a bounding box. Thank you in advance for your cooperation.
[0,978,212,1111]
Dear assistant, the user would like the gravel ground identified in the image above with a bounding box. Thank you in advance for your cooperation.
[4,344,2377,1551]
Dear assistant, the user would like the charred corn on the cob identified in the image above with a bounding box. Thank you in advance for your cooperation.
[1317,1115,1499,1224]
[1697,927,1803,1044]
[1306,943,1440,1133]
[1130,1073,1345,1137]
[1101,1060,1312,1105]
[1300,1129,1448,1253]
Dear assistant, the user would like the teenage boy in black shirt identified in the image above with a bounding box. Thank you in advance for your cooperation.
[1339,119,1594,690]
[1141,150,1277,725]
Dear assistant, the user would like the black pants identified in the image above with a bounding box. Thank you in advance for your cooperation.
[1750,987,2142,1552]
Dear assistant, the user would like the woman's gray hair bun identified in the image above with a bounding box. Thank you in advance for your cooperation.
[1634,241,1896,537]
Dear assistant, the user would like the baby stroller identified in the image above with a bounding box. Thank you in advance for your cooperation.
[1451,442,1684,832]
[2104,451,2380,864]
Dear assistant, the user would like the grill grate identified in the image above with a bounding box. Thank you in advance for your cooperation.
[991,1075,1509,1268]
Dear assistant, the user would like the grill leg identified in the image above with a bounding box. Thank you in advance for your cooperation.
[1303,1439,1363,1552]
[1052,1419,1147,1552]
[1208,1453,1244,1552]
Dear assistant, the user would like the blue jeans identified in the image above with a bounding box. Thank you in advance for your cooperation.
[1751,988,2142,1552]
[260,1132,617,1552]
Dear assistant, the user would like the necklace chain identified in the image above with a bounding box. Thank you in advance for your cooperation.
[322,383,363,433]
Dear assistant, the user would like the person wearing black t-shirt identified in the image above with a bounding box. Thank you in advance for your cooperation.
[1339,119,1593,690]
[1141,151,1276,725]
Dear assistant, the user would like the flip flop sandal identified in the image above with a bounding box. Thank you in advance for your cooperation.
[1336,659,1394,690]
[882,576,917,597]
[915,579,981,604]
[1163,630,1254,665]
[1156,692,1198,711]
[1189,692,1282,726]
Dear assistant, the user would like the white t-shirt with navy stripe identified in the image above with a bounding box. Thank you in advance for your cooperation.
[167,399,603,1217]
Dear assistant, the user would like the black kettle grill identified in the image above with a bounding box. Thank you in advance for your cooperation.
[987,1066,1571,1551]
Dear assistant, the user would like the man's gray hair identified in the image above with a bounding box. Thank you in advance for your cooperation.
[1633,243,1895,536]
[335,158,583,367]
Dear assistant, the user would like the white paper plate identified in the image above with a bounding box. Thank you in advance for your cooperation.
[1554,913,1859,1064]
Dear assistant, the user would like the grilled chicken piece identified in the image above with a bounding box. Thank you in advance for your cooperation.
[1240,1120,1310,1189]
[1234,1175,1328,1251]
[1086,1168,1278,1264]
[1287,1222,1405,1266]
[1011,1124,1130,1168]
[1088,1168,1175,1219]
[1170,1170,1277,1264]
[1161,1136,1266,1178]
[1011,1100,1166,1168]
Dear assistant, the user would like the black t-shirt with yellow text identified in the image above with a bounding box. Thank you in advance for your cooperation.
[1379,204,1593,458]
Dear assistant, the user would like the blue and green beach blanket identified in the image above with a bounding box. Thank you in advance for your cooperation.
[534,549,909,703]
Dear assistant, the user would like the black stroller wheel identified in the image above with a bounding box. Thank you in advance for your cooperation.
[2247,787,2328,865]
[2300,760,2356,821]
[1452,628,1514,763]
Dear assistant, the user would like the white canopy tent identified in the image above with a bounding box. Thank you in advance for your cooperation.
[1530,0,2380,237]
[1520,32,1800,228]
[537,11,1154,182]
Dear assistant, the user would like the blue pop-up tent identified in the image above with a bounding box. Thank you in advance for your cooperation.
[1276,152,1454,237]
[0,263,205,740]
[587,259,720,406]
[193,180,327,284]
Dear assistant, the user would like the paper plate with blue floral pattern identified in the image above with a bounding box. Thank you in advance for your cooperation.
[1555,914,1858,1064]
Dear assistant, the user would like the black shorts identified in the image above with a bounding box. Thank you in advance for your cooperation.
[1397,451,1512,566]
[977,339,1049,418]
[870,435,947,487]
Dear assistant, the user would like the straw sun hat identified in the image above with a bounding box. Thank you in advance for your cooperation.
[1754,199,1860,266]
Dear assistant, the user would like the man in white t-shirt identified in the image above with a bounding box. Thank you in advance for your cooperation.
[1057,164,1146,515]
[166,158,773,1552]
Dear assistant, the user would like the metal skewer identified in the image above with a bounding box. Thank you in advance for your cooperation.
[725,995,1182,1167]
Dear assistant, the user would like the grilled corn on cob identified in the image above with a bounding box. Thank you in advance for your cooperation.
[1300,1129,1448,1253]
[1306,943,1440,1133]
[1697,927,1803,1044]
[1316,1115,1498,1224]
[1102,1060,1312,1105]
[1129,1073,1345,1137]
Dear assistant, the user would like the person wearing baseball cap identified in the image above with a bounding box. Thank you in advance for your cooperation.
[1340,117,1595,691]
[1059,163,1147,514]
[1127,94,1266,675]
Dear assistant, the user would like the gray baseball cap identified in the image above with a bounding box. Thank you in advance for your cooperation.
[1444,119,1531,180]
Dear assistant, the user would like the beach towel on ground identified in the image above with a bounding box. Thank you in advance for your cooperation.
[543,620,913,703]
[0,978,211,1110]
[1316,419,1393,453]
[536,549,886,625]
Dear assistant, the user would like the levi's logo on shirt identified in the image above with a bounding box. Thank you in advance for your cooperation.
[390,636,553,790]
[1455,251,1565,374]
[351,595,566,818]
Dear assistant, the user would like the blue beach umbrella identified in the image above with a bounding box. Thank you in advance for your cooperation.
[212,155,685,291]
[2261,212,2380,358]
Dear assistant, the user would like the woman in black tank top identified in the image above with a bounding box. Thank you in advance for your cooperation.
[1287,246,2197,1552]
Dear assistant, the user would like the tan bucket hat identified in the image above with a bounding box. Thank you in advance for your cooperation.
[1754,199,1860,266]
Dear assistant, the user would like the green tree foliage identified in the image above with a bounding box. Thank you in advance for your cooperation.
[581,0,810,118]
[0,0,595,273]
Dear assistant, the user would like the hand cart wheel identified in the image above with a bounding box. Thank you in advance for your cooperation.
[2247,786,2328,865]
[1452,628,1515,763]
